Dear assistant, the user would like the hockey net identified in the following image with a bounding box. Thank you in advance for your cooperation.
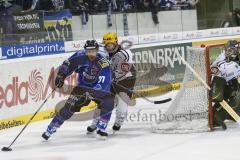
[151,44,225,134]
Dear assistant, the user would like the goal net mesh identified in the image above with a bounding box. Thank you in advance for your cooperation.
[151,47,211,133]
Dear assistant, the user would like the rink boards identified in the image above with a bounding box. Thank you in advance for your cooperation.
[0,53,181,130]
[1,28,240,130]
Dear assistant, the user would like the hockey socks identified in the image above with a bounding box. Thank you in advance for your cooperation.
[42,115,64,140]
[96,118,109,139]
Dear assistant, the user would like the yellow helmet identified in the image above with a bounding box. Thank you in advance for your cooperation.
[102,32,118,45]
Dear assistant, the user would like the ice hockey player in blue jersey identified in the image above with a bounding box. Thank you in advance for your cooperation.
[86,32,137,134]
[41,40,114,140]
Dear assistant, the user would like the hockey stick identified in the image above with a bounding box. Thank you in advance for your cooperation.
[112,82,172,104]
[1,88,56,152]
[177,49,240,125]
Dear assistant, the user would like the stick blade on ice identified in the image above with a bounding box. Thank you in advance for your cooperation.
[1,147,12,152]
[154,98,172,104]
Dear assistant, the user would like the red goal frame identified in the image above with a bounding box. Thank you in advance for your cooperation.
[205,43,225,131]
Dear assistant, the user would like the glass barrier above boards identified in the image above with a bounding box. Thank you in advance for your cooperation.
[0,9,197,45]
[0,0,239,46]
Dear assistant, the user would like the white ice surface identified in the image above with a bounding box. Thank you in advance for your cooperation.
[1,91,240,160]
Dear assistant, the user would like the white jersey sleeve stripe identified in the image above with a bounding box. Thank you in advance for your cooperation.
[120,49,129,62]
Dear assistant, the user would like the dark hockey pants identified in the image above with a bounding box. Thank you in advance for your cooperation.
[52,86,114,127]
[211,76,240,122]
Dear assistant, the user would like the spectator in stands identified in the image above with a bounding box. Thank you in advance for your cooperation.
[122,0,136,11]
[159,0,176,10]
[188,0,199,8]
[159,0,177,10]
[142,0,159,24]
[0,1,18,45]
[71,0,89,25]
[133,0,144,11]
[233,8,240,26]
[0,0,22,13]
[83,0,97,13]
[177,0,199,10]
[88,0,109,13]
[24,0,66,12]
[221,12,234,28]
[149,0,159,24]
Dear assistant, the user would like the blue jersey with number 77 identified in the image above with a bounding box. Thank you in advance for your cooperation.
[58,50,112,94]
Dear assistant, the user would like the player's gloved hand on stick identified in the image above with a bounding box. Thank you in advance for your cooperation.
[55,74,65,88]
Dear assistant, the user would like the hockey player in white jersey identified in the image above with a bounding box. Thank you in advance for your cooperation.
[211,40,240,129]
[87,32,137,133]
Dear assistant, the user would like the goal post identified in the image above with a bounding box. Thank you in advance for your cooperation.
[151,44,235,133]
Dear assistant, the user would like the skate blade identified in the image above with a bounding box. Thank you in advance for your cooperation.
[112,130,118,135]
[86,131,95,135]
[96,135,107,140]
[86,132,96,138]
[41,132,51,141]
[41,138,50,143]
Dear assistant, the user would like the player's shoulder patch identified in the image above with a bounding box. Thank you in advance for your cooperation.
[98,57,110,68]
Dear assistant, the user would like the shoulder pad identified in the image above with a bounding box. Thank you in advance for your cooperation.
[98,57,110,68]
[76,50,86,56]
[115,49,132,61]
[98,49,109,59]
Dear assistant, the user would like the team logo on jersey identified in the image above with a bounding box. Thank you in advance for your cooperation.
[90,64,99,75]
[121,62,130,72]
[98,58,109,68]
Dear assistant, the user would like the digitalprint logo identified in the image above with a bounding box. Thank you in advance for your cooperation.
[29,69,44,102]
[0,47,7,60]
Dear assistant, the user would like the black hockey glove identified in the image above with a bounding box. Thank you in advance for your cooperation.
[55,74,65,88]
